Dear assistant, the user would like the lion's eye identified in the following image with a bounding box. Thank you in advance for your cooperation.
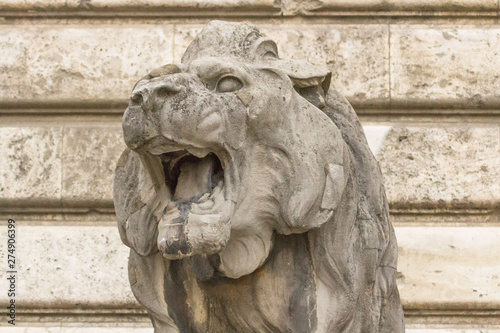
[216,76,243,93]
[263,51,278,60]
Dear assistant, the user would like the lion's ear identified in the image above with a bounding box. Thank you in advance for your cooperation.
[294,84,328,110]
[262,57,332,109]
[266,58,331,91]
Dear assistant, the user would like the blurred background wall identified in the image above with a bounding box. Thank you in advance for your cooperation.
[0,1,499,332]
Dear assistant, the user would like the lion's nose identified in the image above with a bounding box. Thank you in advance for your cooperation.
[130,80,183,113]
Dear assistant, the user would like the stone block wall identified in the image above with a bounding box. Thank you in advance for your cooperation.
[0,1,498,332]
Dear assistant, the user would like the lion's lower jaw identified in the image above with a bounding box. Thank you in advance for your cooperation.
[154,150,236,260]
[156,196,232,260]
[217,230,274,279]
[156,180,233,262]
[157,212,273,280]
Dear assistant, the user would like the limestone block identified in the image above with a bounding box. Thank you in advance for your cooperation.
[378,126,500,209]
[1,0,495,13]
[1,124,497,211]
[2,124,497,211]
[2,328,499,332]
[0,27,174,104]
[396,227,500,309]
[0,224,497,313]
[0,0,66,11]
[62,126,125,207]
[363,125,392,156]
[407,331,500,333]
[173,26,204,63]
[0,125,124,208]
[300,0,497,11]
[0,127,62,206]
[174,24,390,106]
[0,329,153,333]
[390,27,500,108]
[0,225,137,308]
[4,25,499,109]
[65,0,278,11]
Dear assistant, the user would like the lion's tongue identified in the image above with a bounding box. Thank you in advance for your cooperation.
[173,155,214,201]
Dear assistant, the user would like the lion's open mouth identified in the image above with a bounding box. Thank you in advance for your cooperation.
[160,151,224,204]
[153,149,231,260]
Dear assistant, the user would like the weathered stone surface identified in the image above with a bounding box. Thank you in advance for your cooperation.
[3,25,500,110]
[299,0,498,11]
[172,26,203,63]
[378,126,500,209]
[0,223,495,332]
[116,20,403,332]
[0,329,153,333]
[0,224,497,312]
[66,0,278,10]
[0,125,123,208]
[0,0,497,329]
[0,0,278,12]
[396,227,500,309]
[0,225,137,308]
[363,125,392,156]
[407,331,500,333]
[1,0,495,14]
[0,127,62,205]
[174,24,390,106]
[2,325,500,332]
[0,27,174,104]
[390,28,500,108]
[2,124,497,213]
[62,126,124,206]
[0,0,66,11]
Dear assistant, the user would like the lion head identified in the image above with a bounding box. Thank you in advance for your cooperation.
[114,21,404,333]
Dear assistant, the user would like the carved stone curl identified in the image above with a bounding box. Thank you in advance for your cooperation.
[114,20,405,333]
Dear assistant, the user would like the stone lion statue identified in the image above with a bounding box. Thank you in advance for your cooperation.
[114,21,404,332]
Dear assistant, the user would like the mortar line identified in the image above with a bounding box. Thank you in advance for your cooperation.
[388,23,392,107]
[60,125,65,210]
[2,111,500,126]
[172,22,176,63]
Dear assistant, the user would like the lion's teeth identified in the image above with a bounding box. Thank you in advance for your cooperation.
[186,147,209,158]
[209,181,224,199]
[197,198,215,210]
[198,193,210,204]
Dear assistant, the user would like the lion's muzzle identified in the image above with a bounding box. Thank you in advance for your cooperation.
[121,70,234,266]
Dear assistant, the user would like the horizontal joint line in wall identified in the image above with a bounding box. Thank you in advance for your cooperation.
[3,105,500,114]
[2,206,497,213]
[0,10,498,19]
[13,307,500,316]
[8,307,500,329]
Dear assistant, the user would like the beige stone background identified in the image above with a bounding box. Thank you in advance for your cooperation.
[0,0,499,332]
